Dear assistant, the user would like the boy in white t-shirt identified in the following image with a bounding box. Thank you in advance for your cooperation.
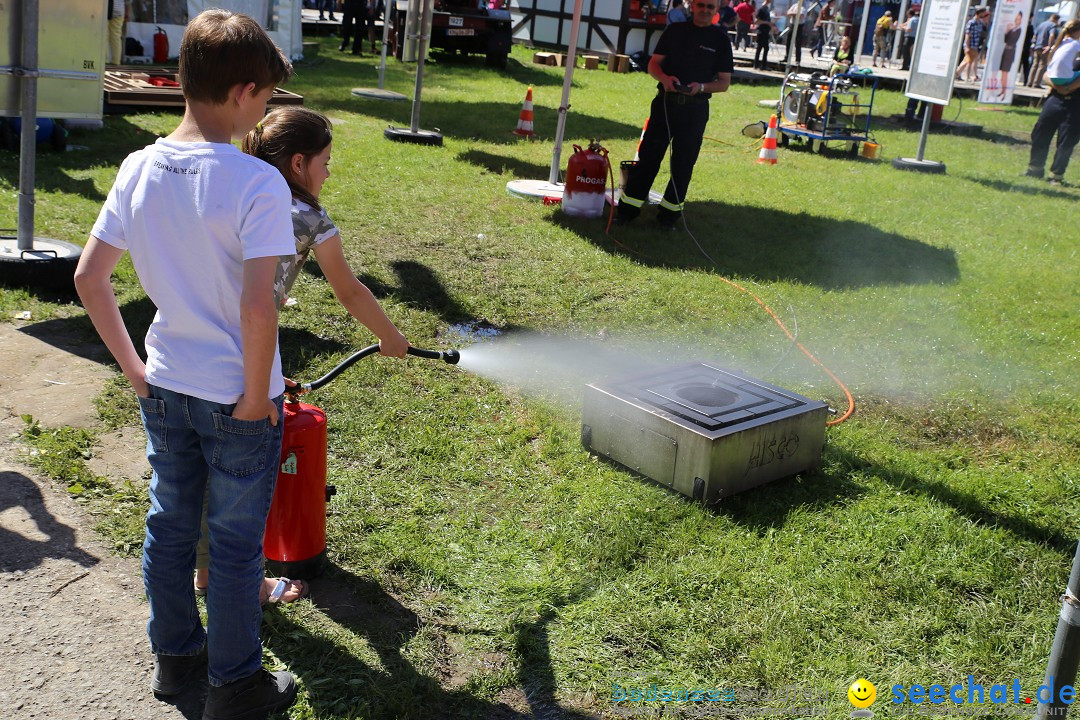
[73,10,299,719]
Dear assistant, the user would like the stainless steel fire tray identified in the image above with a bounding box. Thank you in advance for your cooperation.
[581,362,828,503]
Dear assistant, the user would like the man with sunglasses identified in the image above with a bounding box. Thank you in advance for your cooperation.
[616,0,733,230]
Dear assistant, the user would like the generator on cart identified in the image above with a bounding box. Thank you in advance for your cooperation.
[391,0,512,68]
[777,72,879,156]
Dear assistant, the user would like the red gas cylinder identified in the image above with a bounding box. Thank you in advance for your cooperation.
[153,26,169,64]
[562,141,609,218]
[263,399,331,578]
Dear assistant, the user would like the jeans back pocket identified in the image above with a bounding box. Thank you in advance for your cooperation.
[137,395,168,454]
[210,413,273,477]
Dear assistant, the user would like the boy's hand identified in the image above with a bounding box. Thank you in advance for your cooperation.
[131,377,151,399]
[379,331,410,358]
[233,394,280,426]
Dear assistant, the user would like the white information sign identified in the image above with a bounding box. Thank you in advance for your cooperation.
[916,0,965,77]
[906,0,968,105]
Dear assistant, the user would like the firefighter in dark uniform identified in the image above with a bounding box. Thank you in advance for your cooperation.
[617,0,734,230]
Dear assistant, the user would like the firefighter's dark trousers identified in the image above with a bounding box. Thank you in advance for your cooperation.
[618,92,710,224]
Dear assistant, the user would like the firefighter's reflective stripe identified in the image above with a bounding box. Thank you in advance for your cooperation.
[620,193,646,208]
[659,198,684,212]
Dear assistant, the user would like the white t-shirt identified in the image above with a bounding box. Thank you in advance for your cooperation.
[92,138,295,404]
[1046,37,1080,83]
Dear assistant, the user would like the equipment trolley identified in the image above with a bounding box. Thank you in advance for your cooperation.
[776,72,878,156]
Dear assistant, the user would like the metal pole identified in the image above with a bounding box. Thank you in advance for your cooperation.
[784,0,803,76]
[854,0,870,65]
[1035,541,1080,720]
[378,1,393,88]
[17,0,39,251]
[409,0,432,132]
[547,0,585,185]
[914,102,931,161]
[892,0,909,65]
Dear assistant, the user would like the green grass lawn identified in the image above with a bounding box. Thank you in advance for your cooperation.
[4,39,1078,719]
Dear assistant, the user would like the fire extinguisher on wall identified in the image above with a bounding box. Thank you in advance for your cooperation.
[562,141,611,219]
[153,26,169,64]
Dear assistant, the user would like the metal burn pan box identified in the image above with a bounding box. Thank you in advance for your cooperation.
[581,363,828,503]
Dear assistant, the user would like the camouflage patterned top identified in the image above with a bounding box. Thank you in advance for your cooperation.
[273,198,339,305]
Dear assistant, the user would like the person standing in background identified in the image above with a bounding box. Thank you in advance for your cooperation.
[900,7,918,71]
[955,6,989,81]
[1026,20,1080,186]
[811,0,834,59]
[108,0,126,64]
[668,0,690,24]
[754,0,774,68]
[1020,19,1035,85]
[872,10,894,68]
[1028,13,1060,86]
[735,0,755,49]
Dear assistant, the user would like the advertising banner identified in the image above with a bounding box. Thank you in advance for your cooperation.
[978,0,1034,103]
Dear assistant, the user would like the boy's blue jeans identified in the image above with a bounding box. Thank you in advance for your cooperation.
[138,385,284,687]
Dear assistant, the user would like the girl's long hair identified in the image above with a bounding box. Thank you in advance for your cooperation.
[1048,19,1080,59]
[242,106,333,211]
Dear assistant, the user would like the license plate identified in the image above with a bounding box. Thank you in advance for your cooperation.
[447,27,474,35]
[448,16,463,26]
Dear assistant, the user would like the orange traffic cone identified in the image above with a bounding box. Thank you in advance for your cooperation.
[512,87,536,138]
[633,117,649,161]
[757,114,779,165]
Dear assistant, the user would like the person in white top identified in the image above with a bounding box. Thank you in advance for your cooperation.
[74,10,303,719]
[1026,20,1080,186]
[190,105,412,602]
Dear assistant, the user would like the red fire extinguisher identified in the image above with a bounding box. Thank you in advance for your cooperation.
[263,344,460,578]
[153,26,169,64]
[562,141,610,218]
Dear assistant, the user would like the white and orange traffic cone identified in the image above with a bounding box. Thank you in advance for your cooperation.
[757,114,779,165]
[512,87,536,138]
[633,117,649,161]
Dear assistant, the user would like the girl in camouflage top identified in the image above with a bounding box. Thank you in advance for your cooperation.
[190,107,410,602]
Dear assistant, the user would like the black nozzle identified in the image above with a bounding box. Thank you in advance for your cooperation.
[406,346,460,364]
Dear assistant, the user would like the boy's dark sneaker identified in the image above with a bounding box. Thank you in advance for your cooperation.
[202,668,297,720]
[1024,167,1044,179]
[151,645,208,696]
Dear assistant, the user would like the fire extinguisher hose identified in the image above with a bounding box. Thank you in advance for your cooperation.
[294,344,460,394]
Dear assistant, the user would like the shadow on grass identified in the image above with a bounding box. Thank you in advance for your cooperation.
[0,115,161,202]
[551,201,960,290]
[597,439,1075,552]
[267,565,600,719]
[426,52,570,88]
[304,258,474,324]
[325,96,643,144]
[20,296,352,384]
[953,173,1079,199]
[828,445,1078,554]
[457,149,552,179]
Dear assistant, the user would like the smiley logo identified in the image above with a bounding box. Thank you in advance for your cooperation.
[848,678,877,708]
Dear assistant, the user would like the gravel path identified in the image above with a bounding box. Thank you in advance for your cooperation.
[0,322,196,720]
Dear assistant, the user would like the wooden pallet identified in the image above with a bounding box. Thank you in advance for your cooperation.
[104,67,303,109]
